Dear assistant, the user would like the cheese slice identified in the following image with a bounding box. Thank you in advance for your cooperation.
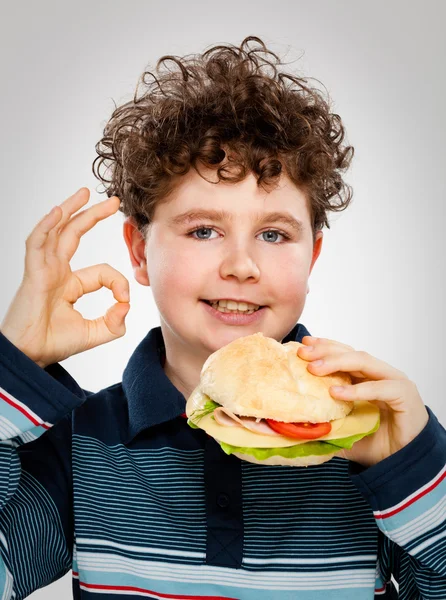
[187,387,380,449]
[213,406,346,437]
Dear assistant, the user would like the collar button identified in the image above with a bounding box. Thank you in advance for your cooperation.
[216,493,230,508]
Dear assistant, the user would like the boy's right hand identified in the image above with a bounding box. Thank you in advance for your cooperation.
[0,188,131,369]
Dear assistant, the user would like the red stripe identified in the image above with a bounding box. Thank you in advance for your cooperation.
[0,389,46,427]
[77,578,237,599]
[375,468,446,519]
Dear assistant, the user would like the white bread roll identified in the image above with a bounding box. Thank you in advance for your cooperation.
[199,332,353,423]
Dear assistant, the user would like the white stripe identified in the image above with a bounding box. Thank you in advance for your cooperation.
[18,430,38,443]
[74,504,204,528]
[73,437,203,457]
[0,559,14,600]
[77,552,375,590]
[76,538,205,559]
[0,386,47,425]
[373,463,446,517]
[0,416,39,444]
[411,528,446,556]
[385,493,446,545]
[0,416,21,440]
[243,554,376,565]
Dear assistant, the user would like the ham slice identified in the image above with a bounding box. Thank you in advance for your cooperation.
[213,407,283,436]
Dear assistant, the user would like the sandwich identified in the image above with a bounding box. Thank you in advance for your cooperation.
[186,332,380,466]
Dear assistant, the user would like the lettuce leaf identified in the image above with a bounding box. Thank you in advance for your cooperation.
[218,416,380,461]
[187,399,380,460]
[187,400,220,429]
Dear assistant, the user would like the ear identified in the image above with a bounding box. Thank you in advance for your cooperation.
[122,217,150,287]
[309,230,323,275]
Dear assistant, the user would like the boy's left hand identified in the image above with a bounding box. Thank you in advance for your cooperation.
[297,336,429,468]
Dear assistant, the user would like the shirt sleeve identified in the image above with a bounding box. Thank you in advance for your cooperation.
[0,331,92,599]
[349,406,446,599]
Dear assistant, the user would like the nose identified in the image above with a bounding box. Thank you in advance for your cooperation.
[219,245,261,282]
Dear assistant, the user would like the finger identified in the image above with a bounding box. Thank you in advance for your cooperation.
[52,196,121,262]
[84,300,131,349]
[45,188,91,257]
[297,339,353,361]
[307,350,408,381]
[329,378,414,409]
[302,335,354,350]
[68,264,130,304]
[24,205,64,273]
[297,344,349,364]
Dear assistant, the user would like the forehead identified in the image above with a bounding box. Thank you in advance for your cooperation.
[155,167,311,220]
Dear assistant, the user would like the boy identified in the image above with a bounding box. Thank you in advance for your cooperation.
[0,36,445,600]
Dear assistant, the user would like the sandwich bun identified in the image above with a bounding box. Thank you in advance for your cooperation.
[199,332,353,423]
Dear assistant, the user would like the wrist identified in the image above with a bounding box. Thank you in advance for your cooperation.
[0,327,45,368]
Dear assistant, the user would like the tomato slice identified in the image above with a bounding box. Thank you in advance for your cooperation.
[265,419,332,440]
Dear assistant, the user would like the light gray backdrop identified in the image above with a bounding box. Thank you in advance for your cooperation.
[0,0,444,598]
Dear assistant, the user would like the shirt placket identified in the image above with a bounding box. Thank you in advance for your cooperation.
[203,437,244,567]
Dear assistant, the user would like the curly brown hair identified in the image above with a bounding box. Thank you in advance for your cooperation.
[93,36,354,244]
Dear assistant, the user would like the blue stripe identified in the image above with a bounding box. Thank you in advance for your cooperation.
[1,325,445,599]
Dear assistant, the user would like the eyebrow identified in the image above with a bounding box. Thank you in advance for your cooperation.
[168,208,304,234]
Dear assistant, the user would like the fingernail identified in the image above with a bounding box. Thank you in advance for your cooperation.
[311,359,324,366]
[331,386,345,393]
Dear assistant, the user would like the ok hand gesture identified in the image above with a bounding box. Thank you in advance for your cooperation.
[1,188,131,368]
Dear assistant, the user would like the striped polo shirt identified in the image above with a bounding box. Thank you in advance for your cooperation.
[0,322,445,599]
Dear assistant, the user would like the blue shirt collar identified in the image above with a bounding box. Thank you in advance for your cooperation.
[122,322,311,443]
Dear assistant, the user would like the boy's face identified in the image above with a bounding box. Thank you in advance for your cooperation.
[124,166,323,361]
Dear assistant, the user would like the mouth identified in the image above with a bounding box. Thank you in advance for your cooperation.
[200,299,267,310]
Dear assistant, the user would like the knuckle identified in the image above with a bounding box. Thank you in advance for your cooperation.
[71,222,88,239]
[347,384,357,397]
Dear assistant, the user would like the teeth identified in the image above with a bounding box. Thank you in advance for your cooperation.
[210,299,260,313]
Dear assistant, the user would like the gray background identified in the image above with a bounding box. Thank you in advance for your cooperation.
[0,0,444,597]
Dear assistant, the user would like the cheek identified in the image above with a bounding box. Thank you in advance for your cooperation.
[148,234,312,302]
[276,274,308,305]
[266,253,309,290]
[151,246,203,296]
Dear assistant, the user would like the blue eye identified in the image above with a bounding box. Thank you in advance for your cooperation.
[186,226,291,243]
[261,230,282,243]
[188,227,217,240]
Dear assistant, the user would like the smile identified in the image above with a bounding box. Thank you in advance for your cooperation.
[200,300,267,325]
